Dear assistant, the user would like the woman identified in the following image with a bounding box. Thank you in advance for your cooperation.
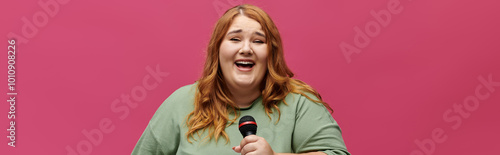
[132,4,350,155]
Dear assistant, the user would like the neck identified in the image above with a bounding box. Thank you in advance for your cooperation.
[228,85,261,108]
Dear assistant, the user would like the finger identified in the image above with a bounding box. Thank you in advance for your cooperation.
[240,135,259,148]
[232,146,241,153]
[240,142,257,155]
[245,152,260,155]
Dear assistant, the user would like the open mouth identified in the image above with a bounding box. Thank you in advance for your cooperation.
[235,60,255,69]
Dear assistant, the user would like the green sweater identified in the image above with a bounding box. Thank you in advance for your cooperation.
[132,84,350,155]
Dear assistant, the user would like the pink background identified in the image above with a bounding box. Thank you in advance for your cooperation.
[1,0,500,154]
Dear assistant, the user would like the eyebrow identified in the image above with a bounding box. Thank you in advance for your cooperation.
[226,29,266,37]
[255,31,266,37]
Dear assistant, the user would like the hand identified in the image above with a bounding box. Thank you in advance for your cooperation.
[232,135,276,155]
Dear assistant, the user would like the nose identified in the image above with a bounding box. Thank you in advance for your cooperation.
[239,41,253,55]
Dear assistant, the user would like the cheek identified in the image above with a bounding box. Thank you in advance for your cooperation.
[219,42,233,63]
[255,48,269,66]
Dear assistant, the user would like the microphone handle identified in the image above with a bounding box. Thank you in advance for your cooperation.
[244,131,255,137]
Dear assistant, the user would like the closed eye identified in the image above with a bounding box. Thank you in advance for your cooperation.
[253,40,265,44]
[230,38,240,41]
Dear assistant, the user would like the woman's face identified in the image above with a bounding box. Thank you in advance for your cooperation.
[219,15,268,93]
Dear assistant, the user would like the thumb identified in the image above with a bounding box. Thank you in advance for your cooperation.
[232,145,241,153]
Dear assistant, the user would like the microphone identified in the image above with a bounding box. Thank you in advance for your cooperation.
[238,115,257,137]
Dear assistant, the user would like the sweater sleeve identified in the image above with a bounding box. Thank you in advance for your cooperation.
[131,125,165,155]
[292,95,350,155]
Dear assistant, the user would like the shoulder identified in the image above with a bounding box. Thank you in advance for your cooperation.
[283,92,331,118]
[162,83,196,107]
[163,83,197,105]
[284,92,321,107]
[150,83,197,124]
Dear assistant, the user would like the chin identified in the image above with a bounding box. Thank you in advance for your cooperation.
[234,79,256,87]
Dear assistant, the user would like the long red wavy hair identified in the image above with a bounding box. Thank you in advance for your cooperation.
[185,4,332,143]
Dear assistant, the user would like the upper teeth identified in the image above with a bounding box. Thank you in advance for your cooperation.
[235,61,254,65]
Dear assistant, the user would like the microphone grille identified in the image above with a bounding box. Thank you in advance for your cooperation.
[239,115,256,124]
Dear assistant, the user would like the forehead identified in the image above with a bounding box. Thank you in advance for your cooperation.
[227,15,263,33]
